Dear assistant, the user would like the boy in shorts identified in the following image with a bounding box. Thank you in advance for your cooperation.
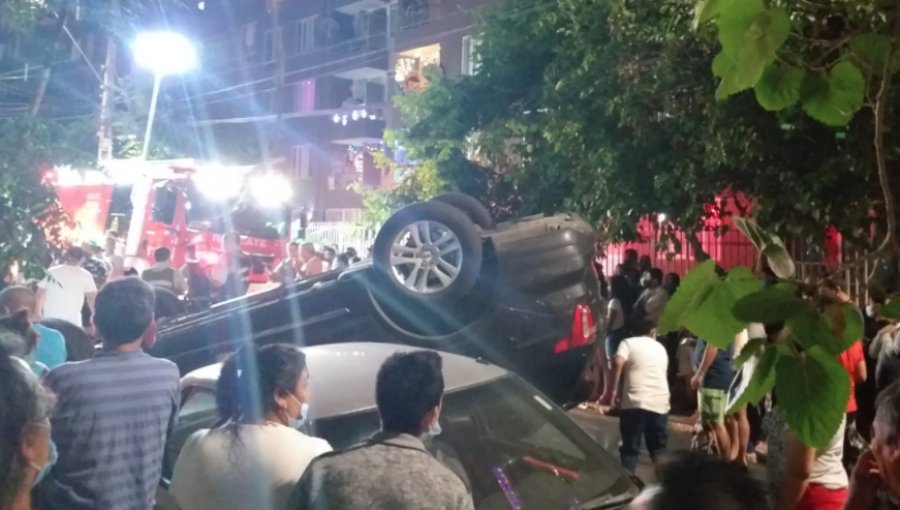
[691,339,735,461]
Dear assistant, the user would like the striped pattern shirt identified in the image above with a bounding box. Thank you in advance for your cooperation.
[39,350,180,510]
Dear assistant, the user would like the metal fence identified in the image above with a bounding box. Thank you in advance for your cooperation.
[304,221,376,254]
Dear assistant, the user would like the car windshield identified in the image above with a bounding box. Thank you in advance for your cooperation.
[166,375,636,509]
[309,375,636,510]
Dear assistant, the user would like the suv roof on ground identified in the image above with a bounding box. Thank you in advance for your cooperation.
[181,342,509,419]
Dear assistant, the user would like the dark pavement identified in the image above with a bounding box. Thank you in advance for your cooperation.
[567,407,766,484]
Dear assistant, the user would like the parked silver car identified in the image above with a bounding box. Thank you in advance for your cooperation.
[160,343,639,510]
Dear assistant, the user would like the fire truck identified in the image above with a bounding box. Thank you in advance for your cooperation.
[50,159,294,283]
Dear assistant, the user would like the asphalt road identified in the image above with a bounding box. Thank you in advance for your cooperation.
[567,407,766,484]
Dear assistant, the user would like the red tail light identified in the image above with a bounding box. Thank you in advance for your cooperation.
[553,302,597,354]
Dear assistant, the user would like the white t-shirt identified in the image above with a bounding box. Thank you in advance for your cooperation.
[638,287,669,325]
[616,336,671,415]
[38,264,97,325]
[607,298,625,331]
[170,424,332,510]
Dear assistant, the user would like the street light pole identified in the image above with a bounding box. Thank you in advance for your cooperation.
[141,73,163,160]
[132,31,196,159]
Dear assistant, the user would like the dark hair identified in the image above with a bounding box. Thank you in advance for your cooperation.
[154,247,171,263]
[649,451,767,510]
[336,254,350,266]
[94,277,156,347]
[664,272,680,292]
[323,247,336,256]
[65,246,85,263]
[649,268,664,282]
[288,241,300,248]
[624,249,638,262]
[609,275,634,319]
[0,309,38,355]
[345,247,358,258]
[0,346,54,507]
[216,344,307,427]
[376,351,444,435]
[632,319,657,337]
[39,318,94,362]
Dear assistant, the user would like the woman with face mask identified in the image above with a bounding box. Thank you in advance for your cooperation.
[0,342,55,510]
[170,344,331,510]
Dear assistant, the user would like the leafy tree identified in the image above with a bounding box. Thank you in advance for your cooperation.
[383,0,879,256]
[662,0,900,448]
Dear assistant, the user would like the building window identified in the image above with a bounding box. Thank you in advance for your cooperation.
[296,16,316,52]
[461,35,480,76]
[293,80,316,112]
[243,21,258,56]
[290,145,311,178]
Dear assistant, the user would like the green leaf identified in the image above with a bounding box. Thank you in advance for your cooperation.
[733,216,768,250]
[715,7,790,99]
[850,33,892,74]
[694,0,733,29]
[717,0,766,58]
[712,51,734,78]
[734,337,766,369]
[787,308,836,354]
[800,62,865,127]
[659,259,719,334]
[762,242,796,278]
[681,267,762,348]
[881,297,900,320]
[733,286,806,323]
[754,64,804,111]
[775,346,850,448]
[824,303,863,352]
[728,343,780,413]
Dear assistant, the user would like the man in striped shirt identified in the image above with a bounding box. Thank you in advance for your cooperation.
[38,277,180,510]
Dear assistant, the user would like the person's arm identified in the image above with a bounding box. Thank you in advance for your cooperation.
[777,430,816,510]
[844,449,882,510]
[691,344,718,391]
[606,302,619,333]
[173,269,187,295]
[308,258,324,276]
[610,354,626,404]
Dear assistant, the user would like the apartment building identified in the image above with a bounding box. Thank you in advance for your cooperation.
[184,0,493,221]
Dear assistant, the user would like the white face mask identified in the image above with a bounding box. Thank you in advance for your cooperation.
[867,305,877,318]
[285,394,309,429]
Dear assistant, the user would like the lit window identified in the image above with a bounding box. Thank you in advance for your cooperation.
[462,35,481,76]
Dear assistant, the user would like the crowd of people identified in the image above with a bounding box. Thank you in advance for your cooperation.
[587,246,900,510]
[0,276,473,510]
[7,237,900,510]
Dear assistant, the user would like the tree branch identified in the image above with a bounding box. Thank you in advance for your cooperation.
[872,17,899,252]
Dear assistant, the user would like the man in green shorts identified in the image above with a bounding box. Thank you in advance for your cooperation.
[691,339,735,460]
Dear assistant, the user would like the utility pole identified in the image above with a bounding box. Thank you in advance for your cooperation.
[97,0,119,163]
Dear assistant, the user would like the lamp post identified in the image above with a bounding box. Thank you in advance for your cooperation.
[132,31,196,159]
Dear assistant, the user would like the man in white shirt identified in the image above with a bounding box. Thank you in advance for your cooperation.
[610,320,670,473]
[635,268,669,325]
[36,247,98,330]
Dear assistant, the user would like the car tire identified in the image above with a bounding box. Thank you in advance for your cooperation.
[373,201,483,302]
[431,192,495,230]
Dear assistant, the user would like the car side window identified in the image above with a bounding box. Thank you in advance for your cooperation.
[180,388,217,419]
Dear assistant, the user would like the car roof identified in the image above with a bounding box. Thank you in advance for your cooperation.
[181,342,509,419]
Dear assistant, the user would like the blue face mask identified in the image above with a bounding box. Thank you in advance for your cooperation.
[287,395,309,429]
[30,438,57,487]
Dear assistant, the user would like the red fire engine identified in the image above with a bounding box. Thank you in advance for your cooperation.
[50,159,294,283]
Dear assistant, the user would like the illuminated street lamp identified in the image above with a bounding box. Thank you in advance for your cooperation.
[133,31,197,159]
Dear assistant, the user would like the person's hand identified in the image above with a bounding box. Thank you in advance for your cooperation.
[690,373,702,392]
[846,449,882,510]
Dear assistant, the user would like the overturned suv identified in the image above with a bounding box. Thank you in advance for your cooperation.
[150,194,601,403]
